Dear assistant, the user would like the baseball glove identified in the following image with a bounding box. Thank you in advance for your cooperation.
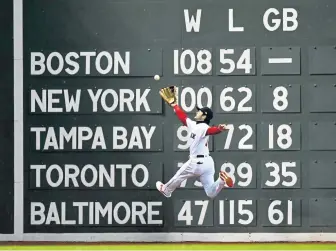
[159,86,178,106]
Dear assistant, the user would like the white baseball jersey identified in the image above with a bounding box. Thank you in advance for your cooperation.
[186,118,210,156]
[159,112,228,199]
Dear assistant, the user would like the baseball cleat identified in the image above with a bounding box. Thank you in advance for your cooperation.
[156,181,171,198]
[219,171,234,188]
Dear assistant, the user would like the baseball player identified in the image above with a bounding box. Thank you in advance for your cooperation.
[156,86,234,198]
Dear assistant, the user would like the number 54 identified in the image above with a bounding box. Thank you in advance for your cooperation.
[220,49,252,74]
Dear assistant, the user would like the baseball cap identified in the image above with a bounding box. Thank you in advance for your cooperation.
[196,106,213,121]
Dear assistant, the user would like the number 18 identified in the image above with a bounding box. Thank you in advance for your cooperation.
[268,124,292,149]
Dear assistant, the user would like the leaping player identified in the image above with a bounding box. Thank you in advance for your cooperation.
[156,86,234,198]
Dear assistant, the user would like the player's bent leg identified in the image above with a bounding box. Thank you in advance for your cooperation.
[200,172,226,199]
[156,160,194,197]
[200,170,234,198]
[219,169,234,188]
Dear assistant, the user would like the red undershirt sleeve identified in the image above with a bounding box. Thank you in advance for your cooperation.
[173,105,188,126]
[206,126,224,135]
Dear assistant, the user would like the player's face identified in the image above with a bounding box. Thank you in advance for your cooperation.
[195,110,206,121]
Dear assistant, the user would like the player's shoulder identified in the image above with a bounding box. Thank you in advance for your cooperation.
[186,118,196,125]
[195,122,210,130]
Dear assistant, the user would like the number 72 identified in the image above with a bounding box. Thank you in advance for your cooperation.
[224,124,254,150]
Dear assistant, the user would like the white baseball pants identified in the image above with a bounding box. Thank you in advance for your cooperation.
[163,156,225,198]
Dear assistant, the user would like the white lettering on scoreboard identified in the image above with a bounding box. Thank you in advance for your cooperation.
[262,161,300,189]
[176,85,256,113]
[219,200,254,225]
[30,201,163,225]
[31,51,130,76]
[272,86,289,111]
[265,162,298,187]
[183,8,298,33]
[173,48,254,75]
[224,124,254,150]
[177,200,209,226]
[268,124,293,149]
[27,47,165,229]
[179,87,213,112]
[219,87,253,112]
[30,164,150,188]
[268,200,293,225]
[174,199,297,227]
[30,126,155,151]
[30,88,151,113]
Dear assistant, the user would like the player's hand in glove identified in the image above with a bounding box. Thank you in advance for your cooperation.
[159,86,178,107]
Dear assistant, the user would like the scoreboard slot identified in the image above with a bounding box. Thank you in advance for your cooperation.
[29,48,163,77]
[309,83,336,113]
[309,199,336,226]
[261,47,301,75]
[261,83,301,113]
[174,199,214,227]
[216,199,257,227]
[261,160,301,189]
[260,199,301,227]
[177,85,213,113]
[29,162,164,190]
[173,48,213,76]
[215,47,256,76]
[309,46,336,75]
[260,122,301,151]
[215,84,256,113]
[309,160,336,188]
[214,123,256,151]
[309,122,336,150]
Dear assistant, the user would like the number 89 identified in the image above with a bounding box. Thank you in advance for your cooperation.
[220,162,252,187]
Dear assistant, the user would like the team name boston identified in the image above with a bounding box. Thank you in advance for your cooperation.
[30,126,156,150]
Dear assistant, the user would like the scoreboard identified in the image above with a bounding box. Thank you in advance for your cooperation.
[19,0,336,242]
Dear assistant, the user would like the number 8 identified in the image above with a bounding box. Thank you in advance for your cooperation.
[273,86,288,111]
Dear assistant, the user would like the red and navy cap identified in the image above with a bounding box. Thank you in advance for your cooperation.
[196,106,213,121]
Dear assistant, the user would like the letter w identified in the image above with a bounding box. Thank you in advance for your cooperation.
[184,9,202,32]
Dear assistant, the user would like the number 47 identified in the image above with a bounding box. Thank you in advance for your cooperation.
[220,49,252,74]
[177,200,209,225]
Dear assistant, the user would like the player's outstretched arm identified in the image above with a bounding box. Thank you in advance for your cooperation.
[171,104,188,126]
[206,124,227,135]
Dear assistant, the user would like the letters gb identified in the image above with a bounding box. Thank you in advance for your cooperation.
[263,8,298,31]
